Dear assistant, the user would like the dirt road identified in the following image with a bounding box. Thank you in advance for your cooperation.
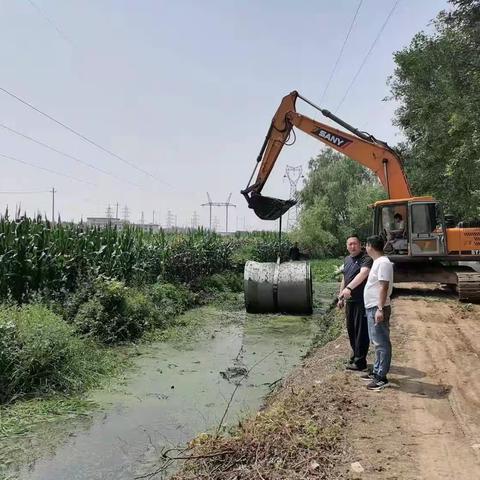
[349,287,480,479]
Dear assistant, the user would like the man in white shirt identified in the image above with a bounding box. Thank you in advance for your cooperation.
[362,235,394,390]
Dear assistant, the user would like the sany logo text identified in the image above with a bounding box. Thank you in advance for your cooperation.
[312,128,352,148]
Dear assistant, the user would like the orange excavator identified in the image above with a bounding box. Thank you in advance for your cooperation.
[241,91,480,302]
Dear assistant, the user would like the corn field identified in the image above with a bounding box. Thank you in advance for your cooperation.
[0,216,234,303]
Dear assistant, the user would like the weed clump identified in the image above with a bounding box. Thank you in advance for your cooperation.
[147,282,196,327]
[73,277,157,344]
[0,304,116,404]
[171,379,347,479]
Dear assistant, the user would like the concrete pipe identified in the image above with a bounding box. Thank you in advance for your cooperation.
[244,260,313,314]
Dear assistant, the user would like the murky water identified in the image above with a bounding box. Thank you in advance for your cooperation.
[15,283,336,480]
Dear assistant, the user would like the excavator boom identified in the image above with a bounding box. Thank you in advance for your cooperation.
[242,91,411,219]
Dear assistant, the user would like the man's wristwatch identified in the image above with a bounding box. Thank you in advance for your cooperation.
[346,286,353,292]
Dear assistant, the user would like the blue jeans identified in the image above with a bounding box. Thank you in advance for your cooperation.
[366,306,392,380]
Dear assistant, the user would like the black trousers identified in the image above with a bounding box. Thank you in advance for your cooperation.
[345,301,369,369]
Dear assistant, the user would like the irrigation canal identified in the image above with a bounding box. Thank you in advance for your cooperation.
[15,283,336,480]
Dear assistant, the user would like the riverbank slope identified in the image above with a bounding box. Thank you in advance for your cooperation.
[172,285,480,479]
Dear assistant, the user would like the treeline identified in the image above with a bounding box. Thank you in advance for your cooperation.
[390,0,480,220]
[295,0,480,255]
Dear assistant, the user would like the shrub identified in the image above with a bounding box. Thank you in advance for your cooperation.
[73,277,156,344]
[0,304,114,404]
[200,272,243,293]
[231,232,292,267]
[147,282,195,328]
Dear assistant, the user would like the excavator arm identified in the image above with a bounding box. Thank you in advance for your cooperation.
[242,91,411,220]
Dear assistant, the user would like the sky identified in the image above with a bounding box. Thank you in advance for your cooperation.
[0,0,449,231]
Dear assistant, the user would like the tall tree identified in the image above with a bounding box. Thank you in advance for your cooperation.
[389,0,480,220]
[292,149,385,256]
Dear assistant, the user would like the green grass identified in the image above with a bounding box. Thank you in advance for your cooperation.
[0,304,126,404]
[0,396,95,438]
[308,308,344,353]
[0,396,99,477]
[310,258,343,283]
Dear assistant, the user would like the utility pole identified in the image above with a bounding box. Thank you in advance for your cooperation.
[284,165,303,230]
[51,187,56,226]
[115,202,119,220]
[201,192,236,232]
[140,211,145,225]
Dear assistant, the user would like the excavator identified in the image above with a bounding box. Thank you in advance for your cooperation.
[241,91,480,302]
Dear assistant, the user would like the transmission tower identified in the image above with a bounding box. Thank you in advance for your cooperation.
[201,193,236,232]
[106,204,113,219]
[191,210,200,229]
[284,165,303,230]
[122,205,129,222]
[166,210,176,229]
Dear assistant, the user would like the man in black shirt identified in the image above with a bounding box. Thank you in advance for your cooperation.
[337,235,373,371]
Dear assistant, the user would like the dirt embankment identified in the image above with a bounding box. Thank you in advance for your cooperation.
[349,287,480,479]
[171,286,480,479]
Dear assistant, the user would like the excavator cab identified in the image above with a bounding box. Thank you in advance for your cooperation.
[373,198,447,257]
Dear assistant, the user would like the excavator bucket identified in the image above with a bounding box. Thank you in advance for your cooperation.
[247,193,297,221]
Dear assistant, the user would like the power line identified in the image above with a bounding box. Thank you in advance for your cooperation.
[25,0,73,47]
[0,152,94,186]
[320,0,363,104]
[0,122,140,187]
[0,190,49,194]
[335,0,400,113]
[0,86,170,186]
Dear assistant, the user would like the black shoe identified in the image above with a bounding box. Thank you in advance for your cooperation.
[366,378,389,390]
[361,372,377,381]
[345,364,368,372]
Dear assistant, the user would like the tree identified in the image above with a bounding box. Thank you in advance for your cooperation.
[292,149,385,256]
[389,0,480,220]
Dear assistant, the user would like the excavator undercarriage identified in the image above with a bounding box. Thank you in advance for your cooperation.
[392,260,480,302]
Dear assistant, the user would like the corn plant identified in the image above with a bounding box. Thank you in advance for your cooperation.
[0,215,235,303]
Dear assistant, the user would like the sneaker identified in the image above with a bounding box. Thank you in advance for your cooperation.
[361,372,377,381]
[345,364,368,372]
[366,378,389,390]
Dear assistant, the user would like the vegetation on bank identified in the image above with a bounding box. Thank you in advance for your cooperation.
[0,216,296,409]
[0,304,120,404]
[310,258,342,283]
[171,380,347,480]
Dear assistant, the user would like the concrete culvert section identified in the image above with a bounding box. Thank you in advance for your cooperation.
[244,260,313,314]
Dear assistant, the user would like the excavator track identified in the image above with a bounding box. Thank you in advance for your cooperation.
[456,272,480,303]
